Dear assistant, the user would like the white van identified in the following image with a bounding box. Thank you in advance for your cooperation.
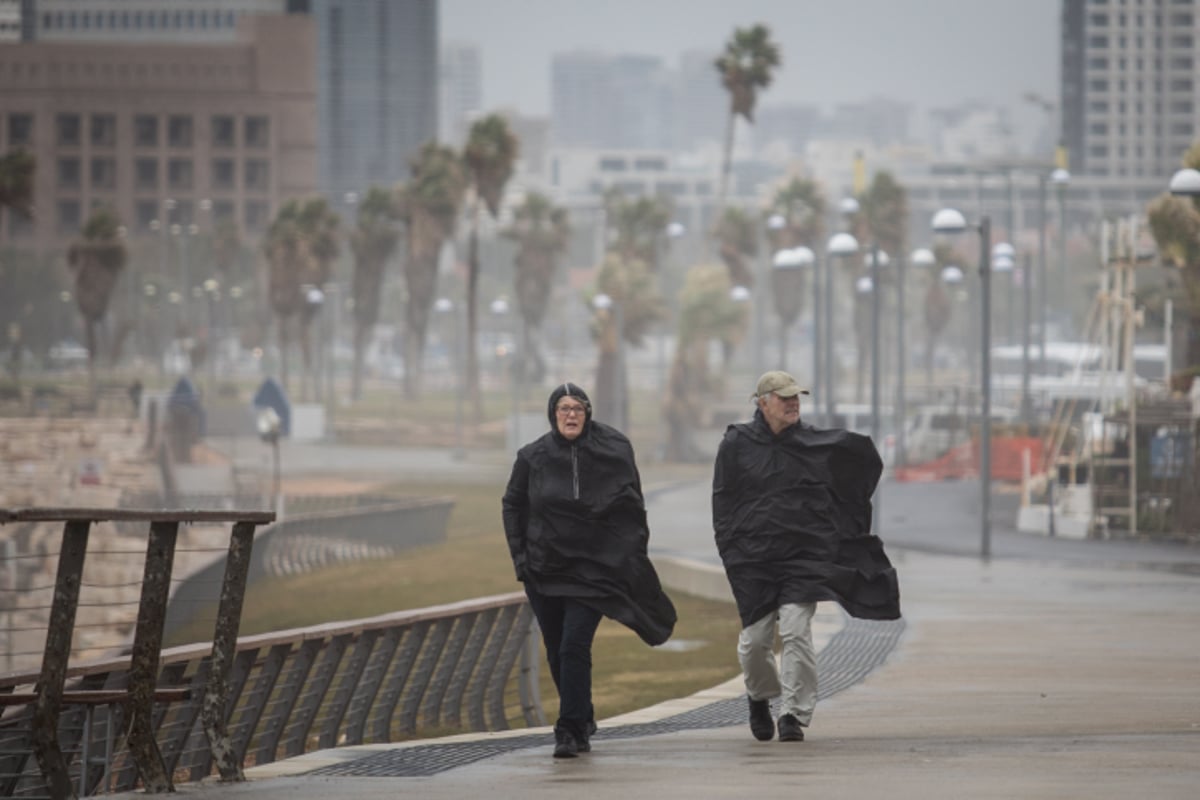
[903,404,1019,465]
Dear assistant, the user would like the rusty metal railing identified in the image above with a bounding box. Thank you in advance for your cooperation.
[0,508,543,798]
[0,508,274,799]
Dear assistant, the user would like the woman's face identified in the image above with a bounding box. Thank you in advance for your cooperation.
[554,398,588,440]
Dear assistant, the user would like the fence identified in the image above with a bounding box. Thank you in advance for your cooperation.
[0,507,542,798]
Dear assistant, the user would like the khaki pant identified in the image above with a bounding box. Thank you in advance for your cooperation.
[737,602,817,725]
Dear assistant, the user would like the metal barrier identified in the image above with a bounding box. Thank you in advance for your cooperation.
[0,508,274,799]
[0,507,542,798]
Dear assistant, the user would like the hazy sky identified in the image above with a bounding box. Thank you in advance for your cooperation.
[443,0,1059,130]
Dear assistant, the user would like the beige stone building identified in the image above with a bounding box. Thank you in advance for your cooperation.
[0,12,316,256]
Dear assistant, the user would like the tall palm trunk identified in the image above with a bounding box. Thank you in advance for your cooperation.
[465,201,483,417]
[352,321,368,401]
[716,110,736,210]
[84,318,98,399]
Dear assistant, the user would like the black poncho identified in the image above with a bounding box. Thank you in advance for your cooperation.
[712,410,902,628]
[502,384,677,646]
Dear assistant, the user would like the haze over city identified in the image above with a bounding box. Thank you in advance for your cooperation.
[443,0,1060,151]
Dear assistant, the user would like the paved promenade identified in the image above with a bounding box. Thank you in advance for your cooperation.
[134,444,1200,799]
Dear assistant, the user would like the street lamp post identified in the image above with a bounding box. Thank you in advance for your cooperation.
[905,248,936,466]
[1020,251,1034,422]
[755,214,787,380]
[1037,173,1049,378]
[660,222,686,395]
[435,298,465,460]
[491,297,520,453]
[592,293,626,432]
[932,208,992,561]
[770,246,814,373]
[864,247,888,456]
[992,242,1016,345]
[824,232,860,421]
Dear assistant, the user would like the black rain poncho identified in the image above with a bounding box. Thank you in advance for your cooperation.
[712,409,901,628]
[502,384,677,646]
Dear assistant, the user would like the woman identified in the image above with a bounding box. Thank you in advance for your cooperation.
[502,382,677,758]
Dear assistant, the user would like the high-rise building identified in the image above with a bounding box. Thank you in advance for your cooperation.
[440,40,480,147]
[551,51,670,149]
[0,13,317,254]
[1061,0,1199,178]
[674,49,725,152]
[312,0,437,204]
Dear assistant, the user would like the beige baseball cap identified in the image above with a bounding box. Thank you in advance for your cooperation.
[754,370,810,399]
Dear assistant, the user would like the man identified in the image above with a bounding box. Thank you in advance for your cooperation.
[712,370,901,743]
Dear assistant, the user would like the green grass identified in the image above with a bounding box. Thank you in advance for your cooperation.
[166,479,743,723]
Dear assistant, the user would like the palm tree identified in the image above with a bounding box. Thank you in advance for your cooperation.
[664,264,749,461]
[503,192,570,384]
[0,148,35,218]
[463,113,519,415]
[67,207,127,395]
[397,142,467,400]
[711,206,759,289]
[262,197,340,399]
[714,24,780,208]
[604,189,672,268]
[1148,143,1200,384]
[588,255,666,429]
[349,186,401,400]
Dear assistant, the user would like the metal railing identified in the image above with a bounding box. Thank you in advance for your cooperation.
[0,508,274,799]
[0,507,542,798]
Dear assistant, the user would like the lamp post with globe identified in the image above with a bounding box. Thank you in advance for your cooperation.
[824,232,859,420]
[770,246,814,373]
[931,207,993,562]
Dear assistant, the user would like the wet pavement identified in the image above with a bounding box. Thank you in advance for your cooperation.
[122,443,1200,799]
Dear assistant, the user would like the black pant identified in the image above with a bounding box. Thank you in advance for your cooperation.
[524,587,602,740]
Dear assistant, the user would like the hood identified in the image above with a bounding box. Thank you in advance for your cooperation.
[546,382,593,434]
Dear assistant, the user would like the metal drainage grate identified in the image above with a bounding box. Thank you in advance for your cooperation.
[306,616,905,778]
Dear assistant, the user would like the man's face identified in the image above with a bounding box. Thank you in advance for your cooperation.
[555,398,588,440]
[758,391,800,433]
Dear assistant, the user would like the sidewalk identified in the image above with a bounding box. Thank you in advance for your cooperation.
[123,474,1200,799]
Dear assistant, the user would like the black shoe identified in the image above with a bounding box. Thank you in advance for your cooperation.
[748,698,774,741]
[553,728,579,758]
[777,713,805,742]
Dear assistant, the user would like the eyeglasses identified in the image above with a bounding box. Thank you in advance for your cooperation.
[556,404,587,417]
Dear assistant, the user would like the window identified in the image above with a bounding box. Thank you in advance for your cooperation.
[134,158,159,190]
[167,158,194,190]
[244,116,269,148]
[1090,145,1109,158]
[56,113,82,146]
[1171,121,1194,136]
[57,200,82,233]
[135,199,158,230]
[90,158,117,190]
[244,159,269,191]
[1089,12,1109,25]
[1172,100,1194,114]
[212,200,235,222]
[1088,57,1109,69]
[168,115,194,148]
[244,200,268,231]
[211,158,235,190]
[598,158,627,172]
[1170,78,1193,92]
[1088,35,1109,47]
[7,113,33,147]
[57,158,81,189]
[1090,78,1109,91]
[212,115,235,148]
[633,157,667,171]
[134,115,158,147]
[90,114,116,147]
[1090,122,1109,135]
[1089,100,1109,112]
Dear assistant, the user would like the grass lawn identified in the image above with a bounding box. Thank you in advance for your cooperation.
[166,480,744,726]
